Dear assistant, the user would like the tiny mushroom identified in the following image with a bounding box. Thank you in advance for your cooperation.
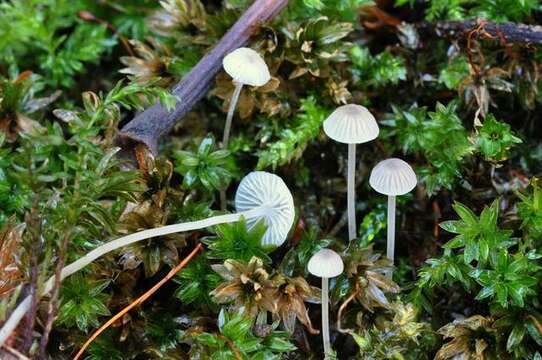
[222,47,271,149]
[369,158,417,266]
[323,104,379,241]
[308,249,344,359]
[0,171,294,347]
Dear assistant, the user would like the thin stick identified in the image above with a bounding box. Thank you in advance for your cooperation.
[336,284,360,333]
[347,143,357,241]
[321,277,331,359]
[386,195,396,275]
[418,20,542,45]
[73,243,203,360]
[0,208,265,347]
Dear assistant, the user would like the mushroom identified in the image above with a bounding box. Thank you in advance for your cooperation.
[323,104,379,241]
[308,249,344,359]
[369,158,416,266]
[221,47,271,149]
[0,171,294,347]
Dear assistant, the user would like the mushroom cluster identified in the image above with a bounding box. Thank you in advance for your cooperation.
[0,46,420,356]
[322,104,417,264]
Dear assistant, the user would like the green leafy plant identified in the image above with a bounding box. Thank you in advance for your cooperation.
[174,135,234,192]
[57,276,111,332]
[175,255,223,307]
[475,114,522,162]
[517,178,542,241]
[350,45,407,88]
[257,96,328,169]
[470,249,540,308]
[440,200,513,265]
[0,1,113,87]
[203,218,272,263]
[383,102,475,193]
[185,308,296,359]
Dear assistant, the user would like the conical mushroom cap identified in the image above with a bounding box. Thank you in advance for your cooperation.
[307,249,344,278]
[323,104,379,144]
[369,158,417,196]
[235,171,295,248]
[223,47,271,87]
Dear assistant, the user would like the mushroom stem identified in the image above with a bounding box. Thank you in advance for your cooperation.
[347,143,357,241]
[222,82,244,150]
[220,81,243,210]
[0,206,267,347]
[321,277,331,359]
[386,195,396,266]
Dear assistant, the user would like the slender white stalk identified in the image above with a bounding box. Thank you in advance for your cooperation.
[347,143,356,241]
[220,81,244,210]
[222,82,243,149]
[0,207,266,347]
[386,195,396,264]
[321,277,331,359]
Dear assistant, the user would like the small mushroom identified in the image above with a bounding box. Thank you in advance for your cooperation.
[0,171,294,347]
[323,104,379,241]
[369,158,416,267]
[308,249,344,359]
[221,47,271,149]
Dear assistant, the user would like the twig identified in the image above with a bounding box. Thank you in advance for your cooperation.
[336,283,360,333]
[116,0,289,155]
[360,5,542,45]
[417,20,542,45]
[73,243,203,360]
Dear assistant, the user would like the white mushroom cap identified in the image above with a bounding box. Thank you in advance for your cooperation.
[235,171,295,248]
[222,47,271,87]
[323,104,379,144]
[369,158,417,196]
[307,249,344,278]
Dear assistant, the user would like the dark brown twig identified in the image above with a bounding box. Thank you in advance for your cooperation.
[417,20,542,45]
[116,0,289,155]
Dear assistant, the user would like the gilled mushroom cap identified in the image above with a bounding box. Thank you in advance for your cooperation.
[222,47,271,87]
[369,158,417,196]
[307,249,344,278]
[323,104,379,144]
[235,171,295,248]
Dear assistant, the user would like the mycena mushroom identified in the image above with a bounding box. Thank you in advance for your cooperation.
[308,249,344,359]
[0,171,294,347]
[219,47,270,209]
[369,158,416,267]
[221,47,271,149]
[323,104,379,241]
